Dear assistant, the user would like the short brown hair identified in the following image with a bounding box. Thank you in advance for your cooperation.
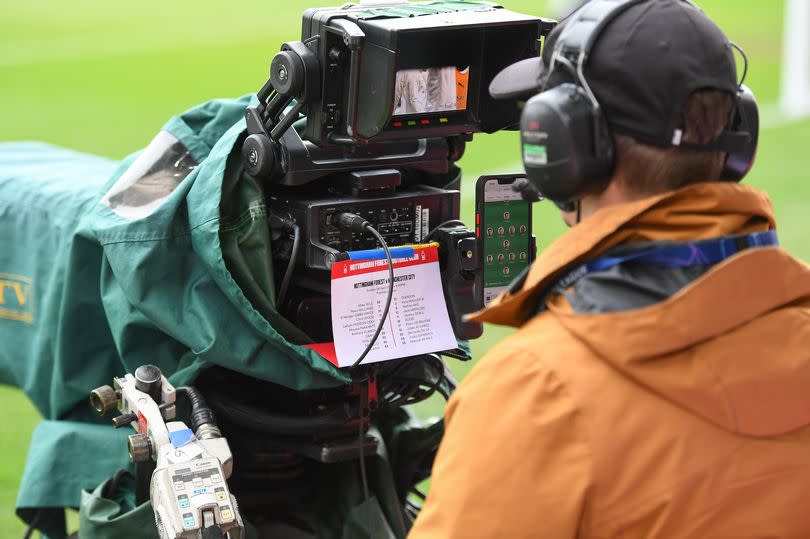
[613,90,734,196]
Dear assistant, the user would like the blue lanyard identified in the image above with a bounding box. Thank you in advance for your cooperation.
[547,230,779,303]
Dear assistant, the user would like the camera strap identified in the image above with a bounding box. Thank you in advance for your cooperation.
[535,230,778,312]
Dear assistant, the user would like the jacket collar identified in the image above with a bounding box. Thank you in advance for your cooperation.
[468,182,776,327]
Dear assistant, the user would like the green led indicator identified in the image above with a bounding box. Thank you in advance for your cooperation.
[407,120,417,126]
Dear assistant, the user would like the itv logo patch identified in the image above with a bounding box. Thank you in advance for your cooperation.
[0,274,34,323]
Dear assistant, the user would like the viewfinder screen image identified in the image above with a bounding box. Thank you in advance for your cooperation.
[392,66,470,116]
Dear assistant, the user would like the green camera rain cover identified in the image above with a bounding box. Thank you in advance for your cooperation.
[0,95,464,537]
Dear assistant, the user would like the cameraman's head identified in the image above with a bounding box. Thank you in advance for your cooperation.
[604,90,733,219]
[491,0,747,225]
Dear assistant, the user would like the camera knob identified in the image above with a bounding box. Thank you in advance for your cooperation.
[135,364,163,402]
[90,385,118,415]
[128,433,152,463]
[270,50,304,97]
[242,134,276,178]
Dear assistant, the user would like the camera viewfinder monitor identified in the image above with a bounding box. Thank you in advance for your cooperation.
[301,4,548,145]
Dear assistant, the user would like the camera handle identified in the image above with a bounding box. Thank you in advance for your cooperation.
[243,18,372,177]
[243,40,322,178]
[90,366,245,539]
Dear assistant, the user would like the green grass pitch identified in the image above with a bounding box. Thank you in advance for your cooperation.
[1,1,807,534]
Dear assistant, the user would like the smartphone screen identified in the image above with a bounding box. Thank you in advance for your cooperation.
[476,175,533,307]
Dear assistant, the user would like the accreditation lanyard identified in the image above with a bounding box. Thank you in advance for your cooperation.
[538,230,779,310]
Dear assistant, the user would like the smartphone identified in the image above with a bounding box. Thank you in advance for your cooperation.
[475,174,534,307]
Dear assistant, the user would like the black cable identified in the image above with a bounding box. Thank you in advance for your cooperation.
[330,213,403,535]
[351,224,394,369]
[381,366,443,406]
[383,376,449,405]
[423,353,449,384]
[384,384,424,408]
[101,468,129,499]
[330,214,395,371]
[277,223,300,307]
[729,41,749,87]
[424,219,465,242]
[379,354,451,406]
[176,386,216,433]
[358,406,373,539]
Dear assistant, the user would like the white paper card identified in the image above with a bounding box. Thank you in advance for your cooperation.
[330,246,457,367]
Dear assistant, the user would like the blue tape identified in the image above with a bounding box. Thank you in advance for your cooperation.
[169,428,195,448]
[347,246,415,261]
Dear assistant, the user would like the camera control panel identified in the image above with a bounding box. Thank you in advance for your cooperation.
[270,187,459,270]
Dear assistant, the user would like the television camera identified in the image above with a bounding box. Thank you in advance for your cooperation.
[90,2,554,537]
[241,0,552,342]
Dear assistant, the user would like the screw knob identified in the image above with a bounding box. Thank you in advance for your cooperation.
[127,433,152,463]
[90,385,118,415]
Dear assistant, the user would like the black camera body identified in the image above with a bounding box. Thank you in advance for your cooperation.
[242,1,552,343]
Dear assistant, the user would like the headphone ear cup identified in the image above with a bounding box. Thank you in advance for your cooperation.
[520,84,615,203]
[721,84,759,182]
[594,108,615,173]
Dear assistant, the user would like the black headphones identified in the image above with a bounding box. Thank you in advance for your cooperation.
[519,0,759,206]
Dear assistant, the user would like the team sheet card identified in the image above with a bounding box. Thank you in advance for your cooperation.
[330,245,457,367]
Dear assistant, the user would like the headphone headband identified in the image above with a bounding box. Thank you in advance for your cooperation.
[547,0,646,113]
[553,0,645,61]
[549,0,701,84]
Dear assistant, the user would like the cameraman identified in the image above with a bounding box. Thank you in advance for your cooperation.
[409,1,810,537]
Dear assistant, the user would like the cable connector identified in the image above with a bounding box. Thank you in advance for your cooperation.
[334,212,370,233]
[269,213,296,231]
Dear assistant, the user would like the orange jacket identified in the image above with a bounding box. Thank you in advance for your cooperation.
[409,183,810,538]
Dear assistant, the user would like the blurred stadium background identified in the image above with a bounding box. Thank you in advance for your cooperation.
[1,0,807,534]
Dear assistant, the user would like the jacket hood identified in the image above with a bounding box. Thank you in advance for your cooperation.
[473,183,810,436]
